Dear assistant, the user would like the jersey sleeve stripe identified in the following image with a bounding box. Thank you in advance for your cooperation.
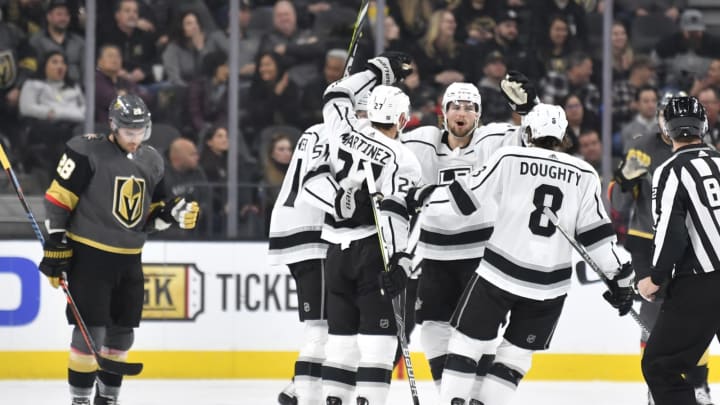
[45,179,78,211]
[484,248,572,285]
[419,226,493,246]
[576,223,615,249]
[268,230,324,250]
[449,180,478,215]
[323,91,351,104]
[303,164,332,183]
[380,197,409,221]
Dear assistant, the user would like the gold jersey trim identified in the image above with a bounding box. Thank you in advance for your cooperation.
[46,180,79,211]
[627,229,653,240]
[67,232,143,254]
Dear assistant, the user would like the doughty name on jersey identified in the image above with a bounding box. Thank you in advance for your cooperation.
[519,160,581,186]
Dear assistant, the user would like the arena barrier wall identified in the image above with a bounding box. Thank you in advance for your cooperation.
[1,240,718,381]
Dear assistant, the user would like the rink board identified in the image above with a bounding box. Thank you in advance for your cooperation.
[1,240,718,381]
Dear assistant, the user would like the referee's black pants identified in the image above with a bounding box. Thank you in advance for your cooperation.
[641,271,720,405]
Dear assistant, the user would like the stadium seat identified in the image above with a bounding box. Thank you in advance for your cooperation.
[146,123,182,154]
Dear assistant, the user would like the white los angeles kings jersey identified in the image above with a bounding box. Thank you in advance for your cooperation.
[401,122,519,261]
[301,71,422,254]
[267,124,329,265]
[425,146,625,300]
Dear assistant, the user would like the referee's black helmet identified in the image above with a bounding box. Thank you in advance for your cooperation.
[663,96,708,140]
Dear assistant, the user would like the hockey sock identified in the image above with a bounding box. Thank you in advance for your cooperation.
[421,320,452,390]
[476,362,524,405]
[322,334,359,404]
[69,368,96,400]
[429,355,447,388]
[469,354,496,401]
[476,340,532,405]
[69,347,98,400]
[295,320,327,405]
[440,353,477,403]
[96,370,122,399]
[355,334,396,404]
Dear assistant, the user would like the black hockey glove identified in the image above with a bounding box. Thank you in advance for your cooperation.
[379,252,413,299]
[39,238,72,289]
[406,184,438,214]
[602,262,635,316]
[366,51,413,85]
[500,70,538,115]
[334,187,374,225]
[148,196,200,231]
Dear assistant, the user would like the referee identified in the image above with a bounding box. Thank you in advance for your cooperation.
[638,96,720,405]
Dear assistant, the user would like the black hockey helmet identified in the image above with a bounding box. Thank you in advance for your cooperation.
[108,94,152,140]
[663,96,708,140]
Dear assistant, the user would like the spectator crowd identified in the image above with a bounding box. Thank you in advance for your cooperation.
[1,0,720,239]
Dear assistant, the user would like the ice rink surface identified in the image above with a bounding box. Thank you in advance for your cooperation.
[2,379,698,405]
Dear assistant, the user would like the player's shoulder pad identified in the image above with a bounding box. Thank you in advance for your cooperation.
[400,126,443,145]
[140,144,165,176]
[66,133,107,156]
[474,122,514,138]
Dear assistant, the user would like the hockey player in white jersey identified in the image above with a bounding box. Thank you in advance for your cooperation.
[400,82,511,391]
[300,52,422,405]
[417,104,635,404]
[268,93,373,405]
[400,71,541,393]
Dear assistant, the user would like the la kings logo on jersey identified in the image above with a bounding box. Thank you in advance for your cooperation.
[438,166,472,184]
[112,175,146,228]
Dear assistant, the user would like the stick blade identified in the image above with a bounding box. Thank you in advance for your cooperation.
[97,356,144,376]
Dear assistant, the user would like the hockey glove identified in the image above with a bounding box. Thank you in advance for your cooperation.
[614,149,651,192]
[149,196,200,231]
[500,70,538,115]
[602,262,635,316]
[366,51,413,85]
[379,252,413,298]
[406,184,438,214]
[334,187,374,225]
[39,238,72,289]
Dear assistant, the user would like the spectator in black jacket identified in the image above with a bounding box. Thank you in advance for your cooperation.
[97,0,157,86]
[298,48,346,129]
[244,51,302,150]
[656,9,720,89]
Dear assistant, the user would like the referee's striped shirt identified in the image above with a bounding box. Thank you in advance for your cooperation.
[651,143,720,285]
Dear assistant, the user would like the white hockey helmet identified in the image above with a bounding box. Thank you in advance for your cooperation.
[367,85,411,132]
[521,103,568,145]
[442,82,482,134]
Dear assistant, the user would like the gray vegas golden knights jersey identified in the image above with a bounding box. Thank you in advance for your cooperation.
[426,146,625,300]
[268,123,329,265]
[44,134,165,254]
[401,122,521,261]
[301,71,422,255]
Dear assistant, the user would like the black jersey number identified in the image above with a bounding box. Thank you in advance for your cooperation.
[528,184,564,237]
[337,148,382,183]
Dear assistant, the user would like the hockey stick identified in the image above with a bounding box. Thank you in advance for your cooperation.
[342,0,370,78]
[362,161,421,405]
[0,144,143,376]
[542,207,651,335]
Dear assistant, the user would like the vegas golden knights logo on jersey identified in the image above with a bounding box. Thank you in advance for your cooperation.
[0,50,17,90]
[112,176,146,228]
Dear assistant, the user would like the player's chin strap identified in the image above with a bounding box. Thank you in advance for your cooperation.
[542,207,650,335]
[362,161,421,405]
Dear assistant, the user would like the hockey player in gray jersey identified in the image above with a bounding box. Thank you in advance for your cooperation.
[39,95,200,405]
[268,95,372,405]
[300,52,422,405]
[415,104,635,405]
